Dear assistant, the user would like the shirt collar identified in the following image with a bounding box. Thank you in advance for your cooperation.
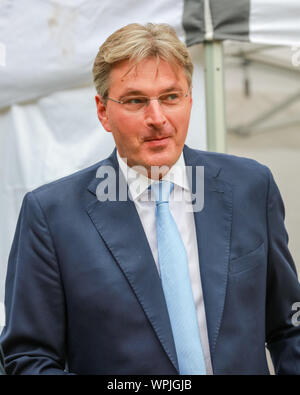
[117,150,190,201]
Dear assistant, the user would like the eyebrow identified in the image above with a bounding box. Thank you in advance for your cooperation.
[119,86,183,98]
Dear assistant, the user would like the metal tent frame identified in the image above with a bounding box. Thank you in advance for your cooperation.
[225,44,300,135]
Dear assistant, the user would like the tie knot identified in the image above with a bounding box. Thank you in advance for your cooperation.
[151,180,174,204]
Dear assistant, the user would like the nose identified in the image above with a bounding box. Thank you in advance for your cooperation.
[144,99,167,129]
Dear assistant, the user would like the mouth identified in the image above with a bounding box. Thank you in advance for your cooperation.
[143,136,171,147]
[144,135,170,141]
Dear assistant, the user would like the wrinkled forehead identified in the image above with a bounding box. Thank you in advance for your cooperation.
[108,57,188,94]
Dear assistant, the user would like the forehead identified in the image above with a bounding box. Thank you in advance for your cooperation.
[108,57,188,95]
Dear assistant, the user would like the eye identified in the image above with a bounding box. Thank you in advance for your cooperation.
[168,93,180,100]
[123,97,147,105]
[160,92,181,104]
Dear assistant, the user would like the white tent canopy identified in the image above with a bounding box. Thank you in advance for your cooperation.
[184,0,300,46]
[2,1,300,108]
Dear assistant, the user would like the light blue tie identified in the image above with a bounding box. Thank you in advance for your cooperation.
[152,180,206,375]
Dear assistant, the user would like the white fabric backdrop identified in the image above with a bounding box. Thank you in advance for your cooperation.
[249,0,300,45]
[0,0,187,107]
[0,0,207,324]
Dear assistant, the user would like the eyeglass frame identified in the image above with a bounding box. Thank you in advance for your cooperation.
[105,90,190,109]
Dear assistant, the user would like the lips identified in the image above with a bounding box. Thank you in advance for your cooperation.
[144,136,170,142]
[143,136,171,149]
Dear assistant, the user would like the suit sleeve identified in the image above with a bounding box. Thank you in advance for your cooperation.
[265,169,300,375]
[0,191,72,374]
[0,346,5,375]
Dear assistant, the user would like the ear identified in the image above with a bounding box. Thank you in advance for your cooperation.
[189,86,193,105]
[95,94,112,132]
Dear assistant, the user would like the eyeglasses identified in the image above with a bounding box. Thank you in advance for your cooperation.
[106,91,189,111]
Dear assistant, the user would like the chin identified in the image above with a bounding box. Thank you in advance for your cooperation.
[137,141,183,170]
[144,151,179,170]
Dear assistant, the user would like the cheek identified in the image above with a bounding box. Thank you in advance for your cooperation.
[172,113,190,136]
[111,114,143,145]
[124,113,144,132]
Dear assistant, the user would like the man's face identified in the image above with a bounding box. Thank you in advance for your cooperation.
[96,57,192,175]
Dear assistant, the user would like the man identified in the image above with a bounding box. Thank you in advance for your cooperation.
[1,23,300,375]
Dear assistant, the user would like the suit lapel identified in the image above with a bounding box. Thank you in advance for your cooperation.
[184,146,233,361]
[85,151,179,373]
[85,146,233,372]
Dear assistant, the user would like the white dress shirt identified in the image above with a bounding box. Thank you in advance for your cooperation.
[117,151,213,375]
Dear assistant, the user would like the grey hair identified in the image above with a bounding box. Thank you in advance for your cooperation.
[92,23,193,101]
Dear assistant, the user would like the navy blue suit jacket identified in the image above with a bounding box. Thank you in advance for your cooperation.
[1,145,300,374]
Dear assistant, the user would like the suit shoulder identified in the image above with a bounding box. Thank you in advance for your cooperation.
[205,150,268,170]
[32,161,101,194]
[189,148,271,185]
[28,159,110,210]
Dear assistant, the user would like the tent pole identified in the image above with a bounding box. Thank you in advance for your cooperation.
[204,40,227,153]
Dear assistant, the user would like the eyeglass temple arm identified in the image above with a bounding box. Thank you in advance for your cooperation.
[107,97,122,104]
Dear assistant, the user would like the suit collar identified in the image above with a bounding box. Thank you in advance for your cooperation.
[87,148,118,197]
[87,145,223,196]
